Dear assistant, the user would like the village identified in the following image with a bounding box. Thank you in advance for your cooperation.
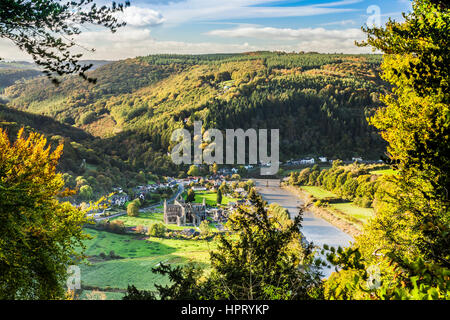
[82,167,258,241]
[83,155,378,227]
[80,153,383,242]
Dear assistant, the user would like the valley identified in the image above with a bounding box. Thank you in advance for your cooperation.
[0,53,389,299]
[1,0,447,302]
[2,52,386,178]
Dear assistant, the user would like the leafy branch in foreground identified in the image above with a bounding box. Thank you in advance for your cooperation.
[207,189,323,300]
[0,0,130,84]
[323,0,450,300]
[123,189,324,300]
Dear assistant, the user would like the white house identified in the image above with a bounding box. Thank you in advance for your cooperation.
[301,158,315,165]
[192,186,207,191]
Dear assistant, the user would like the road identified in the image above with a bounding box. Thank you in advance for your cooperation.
[254,179,353,276]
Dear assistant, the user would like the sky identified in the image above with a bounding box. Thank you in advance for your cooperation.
[0,0,413,61]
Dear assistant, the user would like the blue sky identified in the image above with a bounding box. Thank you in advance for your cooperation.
[0,0,413,60]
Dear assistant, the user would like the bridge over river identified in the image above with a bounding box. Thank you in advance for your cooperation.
[254,179,353,277]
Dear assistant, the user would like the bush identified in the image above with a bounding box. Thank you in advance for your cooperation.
[354,197,372,208]
[135,225,146,234]
[127,199,140,217]
[108,220,126,234]
[109,250,121,259]
[215,71,231,82]
[151,193,161,203]
[297,168,311,185]
[79,111,97,125]
[199,220,211,236]
[186,189,195,202]
[149,223,166,238]
[314,200,323,207]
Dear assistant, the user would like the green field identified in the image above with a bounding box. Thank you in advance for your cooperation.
[79,196,225,300]
[329,202,374,224]
[77,228,215,299]
[300,186,337,199]
[193,190,235,206]
[300,186,374,224]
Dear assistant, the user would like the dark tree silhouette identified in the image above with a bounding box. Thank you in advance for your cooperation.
[0,0,130,84]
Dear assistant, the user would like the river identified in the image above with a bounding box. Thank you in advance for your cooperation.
[254,179,353,277]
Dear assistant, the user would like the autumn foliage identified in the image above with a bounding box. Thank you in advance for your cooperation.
[0,128,89,299]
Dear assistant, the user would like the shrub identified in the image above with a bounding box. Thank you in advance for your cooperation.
[186,189,195,202]
[127,199,140,217]
[135,225,146,234]
[149,223,166,238]
[199,220,211,236]
[109,250,121,259]
[109,220,126,234]
[354,197,372,208]
[79,111,97,125]
[297,168,311,185]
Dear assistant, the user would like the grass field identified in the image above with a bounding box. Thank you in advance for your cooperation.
[78,188,249,299]
[329,202,374,224]
[300,186,374,224]
[300,186,337,199]
[193,190,235,206]
[78,228,215,299]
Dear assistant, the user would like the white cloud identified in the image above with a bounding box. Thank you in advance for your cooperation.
[321,19,356,26]
[76,27,153,43]
[153,0,359,25]
[0,39,34,61]
[69,26,370,59]
[207,26,364,42]
[314,0,363,7]
[0,1,376,61]
[119,6,165,27]
[71,27,261,58]
[0,24,371,62]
